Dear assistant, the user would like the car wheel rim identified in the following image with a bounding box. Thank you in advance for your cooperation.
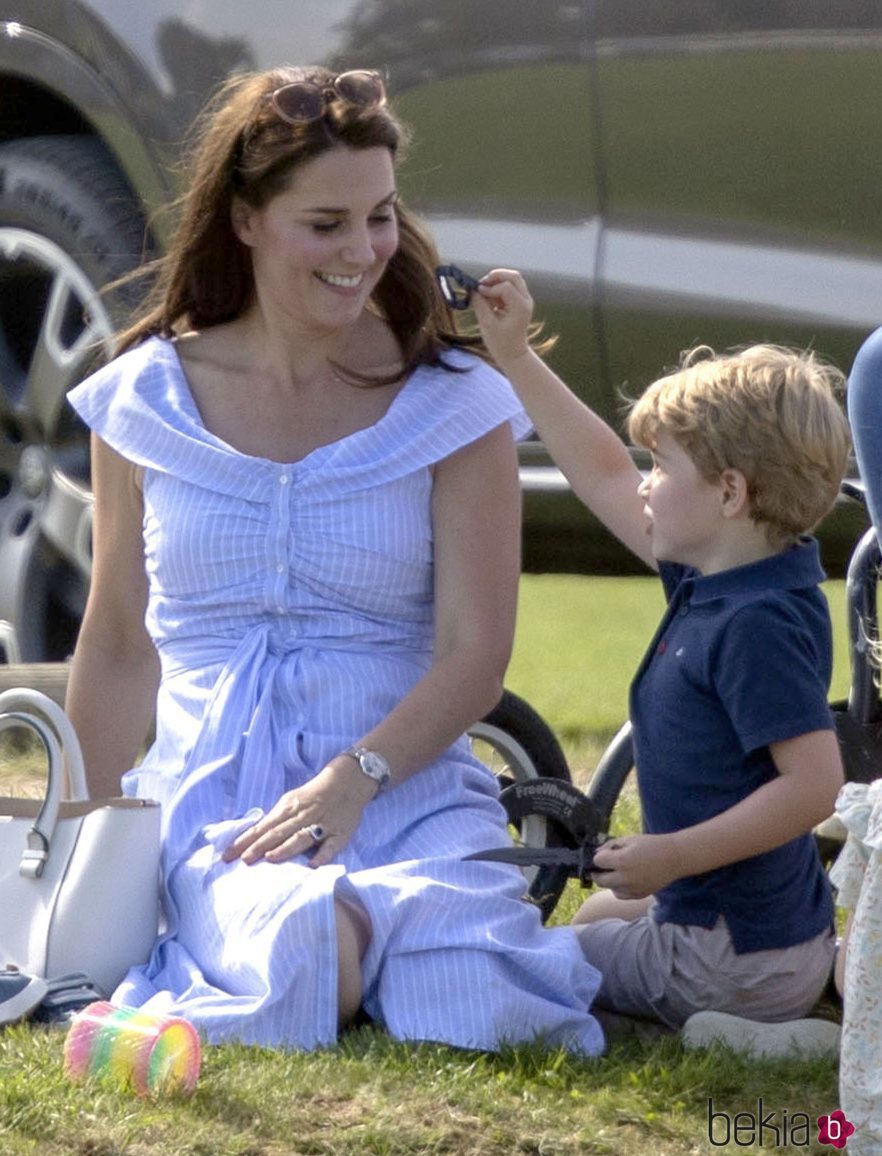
[0,227,112,661]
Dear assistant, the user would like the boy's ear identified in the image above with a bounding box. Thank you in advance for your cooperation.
[719,467,750,517]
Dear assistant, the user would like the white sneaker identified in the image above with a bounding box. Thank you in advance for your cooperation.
[681,1010,841,1058]
[0,966,48,1026]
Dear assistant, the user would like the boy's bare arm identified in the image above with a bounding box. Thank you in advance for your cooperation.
[592,729,843,899]
[473,269,656,570]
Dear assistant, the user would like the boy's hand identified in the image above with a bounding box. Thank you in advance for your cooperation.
[591,833,684,899]
[472,268,535,371]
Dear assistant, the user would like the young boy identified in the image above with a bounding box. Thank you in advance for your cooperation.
[473,269,849,1041]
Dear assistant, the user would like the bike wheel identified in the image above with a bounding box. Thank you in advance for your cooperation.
[468,689,572,921]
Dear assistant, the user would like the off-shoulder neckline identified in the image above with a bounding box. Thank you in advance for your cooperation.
[149,335,436,468]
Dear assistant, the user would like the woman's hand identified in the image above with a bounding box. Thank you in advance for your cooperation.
[222,757,377,868]
[471,268,535,371]
[591,833,684,900]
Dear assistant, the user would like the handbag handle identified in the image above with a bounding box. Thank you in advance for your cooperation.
[0,688,91,880]
[0,688,88,799]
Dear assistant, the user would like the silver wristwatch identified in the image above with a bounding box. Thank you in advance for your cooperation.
[343,745,391,794]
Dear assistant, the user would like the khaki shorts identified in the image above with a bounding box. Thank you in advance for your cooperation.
[574,908,835,1031]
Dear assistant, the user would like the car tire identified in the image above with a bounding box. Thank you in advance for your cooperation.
[0,134,150,662]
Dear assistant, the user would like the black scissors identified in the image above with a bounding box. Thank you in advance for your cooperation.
[464,779,612,890]
[465,838,610,888]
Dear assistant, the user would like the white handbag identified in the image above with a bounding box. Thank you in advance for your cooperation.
[0,688,160,996]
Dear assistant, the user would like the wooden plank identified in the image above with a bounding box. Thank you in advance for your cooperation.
[0,663,70,707]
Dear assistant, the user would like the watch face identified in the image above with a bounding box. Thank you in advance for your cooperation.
[361,751,390,781]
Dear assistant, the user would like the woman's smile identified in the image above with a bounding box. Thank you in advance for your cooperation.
[315,271,366,291]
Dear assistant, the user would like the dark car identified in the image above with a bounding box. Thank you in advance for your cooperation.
[0,0,876,661]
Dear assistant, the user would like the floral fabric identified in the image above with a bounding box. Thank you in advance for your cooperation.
[831,780,882,1153]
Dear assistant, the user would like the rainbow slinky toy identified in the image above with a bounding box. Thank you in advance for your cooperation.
[63,1001,201,1096]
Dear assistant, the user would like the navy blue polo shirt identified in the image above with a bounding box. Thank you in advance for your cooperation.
[630,537,835,953]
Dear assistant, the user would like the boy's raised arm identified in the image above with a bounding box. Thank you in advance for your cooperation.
[473,269,656,570]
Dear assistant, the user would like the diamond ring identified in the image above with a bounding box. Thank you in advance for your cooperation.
[305,824,325,844]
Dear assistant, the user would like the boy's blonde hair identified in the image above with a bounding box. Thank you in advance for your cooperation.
[627,344,851,546]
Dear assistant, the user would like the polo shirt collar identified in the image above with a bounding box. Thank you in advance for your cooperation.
[683,536,825,604]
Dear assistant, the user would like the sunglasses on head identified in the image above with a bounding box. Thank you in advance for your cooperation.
[436,265,482,310]
[268,70,387,124]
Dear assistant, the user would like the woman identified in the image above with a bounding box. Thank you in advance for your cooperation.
[65,66,604,1053]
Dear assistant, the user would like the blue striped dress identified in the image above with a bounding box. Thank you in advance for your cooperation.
[68,337,604,1054]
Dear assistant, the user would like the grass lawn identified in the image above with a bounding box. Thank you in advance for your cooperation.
[0,575,848,1155]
